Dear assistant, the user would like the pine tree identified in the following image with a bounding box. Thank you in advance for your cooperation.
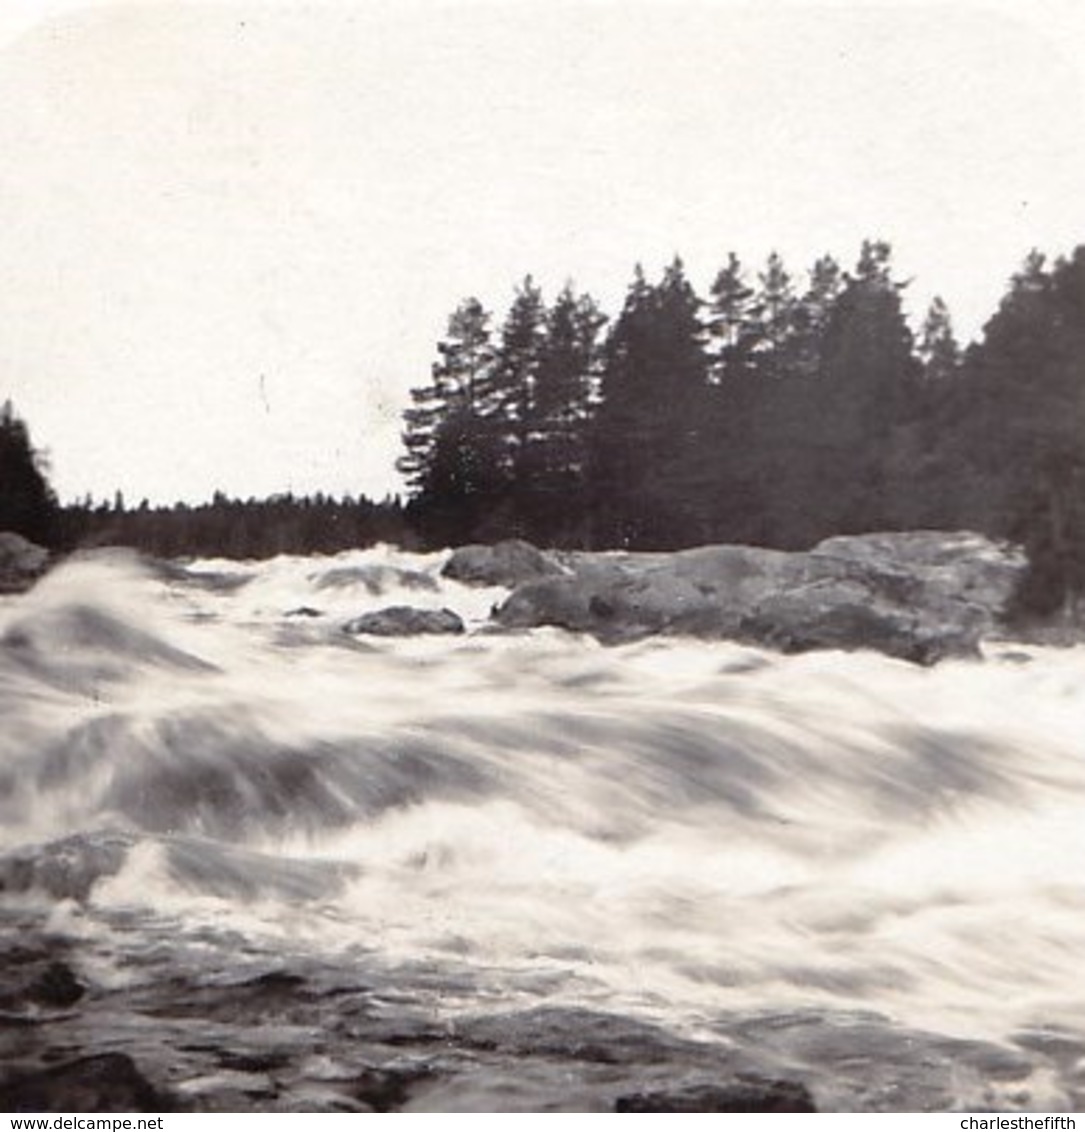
[753,251,799,377]
[962,248,1085,617]
[917,296,960,383]
[787,241,921,537]
[490,276,546,493]
[706,253,759,383]
[790,254,844,380]
[589,259,710,547]
[0,400,58,546]
[397,298,500,541]
[521,285,605,541]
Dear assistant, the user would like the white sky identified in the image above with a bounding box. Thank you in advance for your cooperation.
[0,0,1083,505]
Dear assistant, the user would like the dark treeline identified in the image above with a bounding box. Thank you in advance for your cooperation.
[0,401,410,559]
[400,242,1085,618]
[57,492,412,559]
[3,241,1084,617]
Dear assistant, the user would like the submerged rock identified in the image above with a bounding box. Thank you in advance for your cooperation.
[0,531,49,593]
[315,564,437,594]
[343,606,465,637]
[285,606,323,618]
[495,531,1023,662]
[442,539,563,588]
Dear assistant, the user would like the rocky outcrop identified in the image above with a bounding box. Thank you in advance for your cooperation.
[615,1077,817,1112]
[343,606,465,637]
[0,531,49,593]
[441,539,564,588]
[494,532,1025,663]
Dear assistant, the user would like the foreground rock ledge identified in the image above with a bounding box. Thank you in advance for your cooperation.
[482,531,1025,664]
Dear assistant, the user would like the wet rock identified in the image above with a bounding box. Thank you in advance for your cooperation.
[738,590,980,665]
[0,531,49,593]
[442,540,563,588]
[26,961,85,1008]
[352,1066,435,1111]
[615,1076,817,1112]
[285,606,323,618]
[0,832,134,902]
[0,1053,172,1112]
[811,530,1025,626]
[343,606,464,637]
[454,1006,726,1067]
[495,531,1023,663]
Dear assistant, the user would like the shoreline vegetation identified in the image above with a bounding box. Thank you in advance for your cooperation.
[3,240,1085,631]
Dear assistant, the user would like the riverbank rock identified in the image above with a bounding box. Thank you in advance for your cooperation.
[0,1053,172,1112]
[343,606,465,637]
[441,539,563,588]
[494,531,1025,662]
[0,531,49,593]
[615,1076,817,1112]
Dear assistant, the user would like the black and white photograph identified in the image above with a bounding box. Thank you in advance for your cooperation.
[1,0,1084,1115]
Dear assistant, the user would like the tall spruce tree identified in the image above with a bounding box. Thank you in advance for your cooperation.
[589,260,710,547]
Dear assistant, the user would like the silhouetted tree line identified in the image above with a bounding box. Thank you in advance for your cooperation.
[57,491,412,559]
[3,241,1084,618]
[401,242,1085,618]
[0,403,410,561]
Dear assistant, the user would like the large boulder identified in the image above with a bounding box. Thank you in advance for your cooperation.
[343,606,465,637]
[810,530,1026,632]
[0,531,49,593]
[495,531,1025,662]
[498,545,801,641]
[738,584,980,665]
[441,539,563,588]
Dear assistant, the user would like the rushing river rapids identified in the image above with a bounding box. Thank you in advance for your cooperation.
[1,546,1084,1111]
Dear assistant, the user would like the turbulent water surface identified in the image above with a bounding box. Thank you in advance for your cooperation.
[1,547,1083,1111]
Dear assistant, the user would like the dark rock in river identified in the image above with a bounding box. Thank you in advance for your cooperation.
[0,1053,171,1112]
[285,605,323,618]
[442,539,564,588]
[25,960,85,1008]
[343,606,465,637]
[0,531,49,593]
[494,531,1025,662]
[615,1076,817,1112]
